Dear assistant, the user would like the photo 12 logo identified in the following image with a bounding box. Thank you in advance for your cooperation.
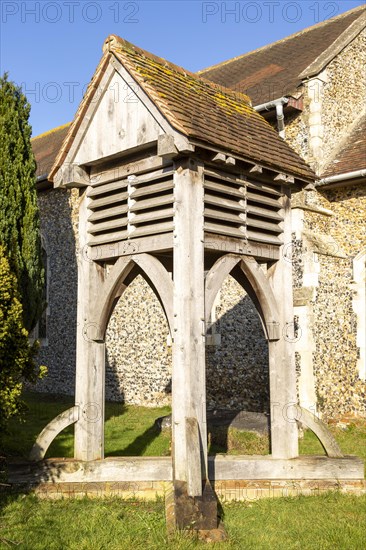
[201,1,340,24]
[1,1,139,24]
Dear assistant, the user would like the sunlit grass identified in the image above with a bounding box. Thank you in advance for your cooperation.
[0,493,365,549]
[2,394,365,470]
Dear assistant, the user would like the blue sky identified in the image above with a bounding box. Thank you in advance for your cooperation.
[1,0,364,136]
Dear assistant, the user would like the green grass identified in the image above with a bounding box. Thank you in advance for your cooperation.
[1,393,171,459]
[2,394,365,466]
[1,394,365,549]
[0,493,365,549]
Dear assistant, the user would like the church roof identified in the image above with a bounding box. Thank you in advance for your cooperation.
[31,123,71,179]
[49,35,314,182]
[321,112,366,179]
[198,5,365,106]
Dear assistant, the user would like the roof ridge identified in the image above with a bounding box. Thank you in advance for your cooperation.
[50,34,315,182]
[197,4,365,75]
[31,122,71,141]
[104,35,253,106]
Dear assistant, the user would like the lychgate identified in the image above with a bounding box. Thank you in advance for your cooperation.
[27,35,363,531]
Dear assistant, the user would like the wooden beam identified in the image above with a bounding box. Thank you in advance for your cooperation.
[205,254,242,325]
[8,455,363,486]
[211,152,226,164]
[157,134,178,159]
[239,257,281,341]
[74,192,106,461]
[29,407,79,462]
[209,455,364,480]
[249,164,263,174]
[274,173,288,183]
[172,158,206,494]
[86,233,174,261]
[204,233,280,261]
[298,407,343,458]
[267,187,299,459]
[54,163,89,189]
[90,156,171,186]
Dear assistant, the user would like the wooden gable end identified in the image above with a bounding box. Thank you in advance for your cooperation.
[74,68,164,166]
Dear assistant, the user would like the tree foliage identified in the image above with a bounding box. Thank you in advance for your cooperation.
[0,73,44,331]
[0,246,46,431]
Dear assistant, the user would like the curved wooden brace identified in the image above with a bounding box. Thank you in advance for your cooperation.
[92,253,174,341]
[29,406,79,462]
[205,254,242,324]
[91,255,135,341]
[239,258,281,341]
[205,254,281,341]
[131,254,174,335]
[298,407,343,458]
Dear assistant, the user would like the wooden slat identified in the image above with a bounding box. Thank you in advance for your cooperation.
[247,229,282,245]
[88,204,129,222]
[247,181,282,197]
[88,217,128,234]
[90,158,172,187]
[204,179,245,199]
[246,191,281,208]
[204,208,244,225]
[88,229,128,246]
[205,193,246,212]
[131,179,173,199]
[89,191,128,210]
[87,179,127,197]
[131,221,174,238]
[204,221,245,239]
[204,168,246,186]
[246,204,283,221]
[246,217,282,233]
[133,208,174,224]
[132,168,174,186]
[130,194,174,212]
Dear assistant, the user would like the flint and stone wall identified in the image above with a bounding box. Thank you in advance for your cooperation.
[32,188,79,395]
[302,187,366,419]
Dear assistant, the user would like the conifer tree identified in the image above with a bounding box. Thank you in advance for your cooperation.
[0,73,44,330]
[0,246,46,431]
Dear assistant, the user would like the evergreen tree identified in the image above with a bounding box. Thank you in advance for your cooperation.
[0,246,46,431]
[0,73,44,330]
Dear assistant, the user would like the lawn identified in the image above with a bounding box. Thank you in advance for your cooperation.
[1,394,365,549]
[2,393,366,462]
[0,492,365,549]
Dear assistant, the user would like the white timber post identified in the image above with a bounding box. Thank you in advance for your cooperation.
[268,187,299,459]
[74,190,106,461]
[172,157,207,496]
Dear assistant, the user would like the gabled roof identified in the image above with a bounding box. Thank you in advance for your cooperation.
[31,123,71,178]
[198,5,365,105]
[50,35,314,182]
[321,112,366,178]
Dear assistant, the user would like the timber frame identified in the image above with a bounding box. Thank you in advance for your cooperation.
[24,35,364,532]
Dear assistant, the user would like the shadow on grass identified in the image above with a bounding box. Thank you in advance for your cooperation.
[1,393,171,461]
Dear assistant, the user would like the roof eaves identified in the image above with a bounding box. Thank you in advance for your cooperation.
[298,10,366,79]
[316,170,366,188]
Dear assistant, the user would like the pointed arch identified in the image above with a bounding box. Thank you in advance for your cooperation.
[92,253,174,341]
[205,254,280,341]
